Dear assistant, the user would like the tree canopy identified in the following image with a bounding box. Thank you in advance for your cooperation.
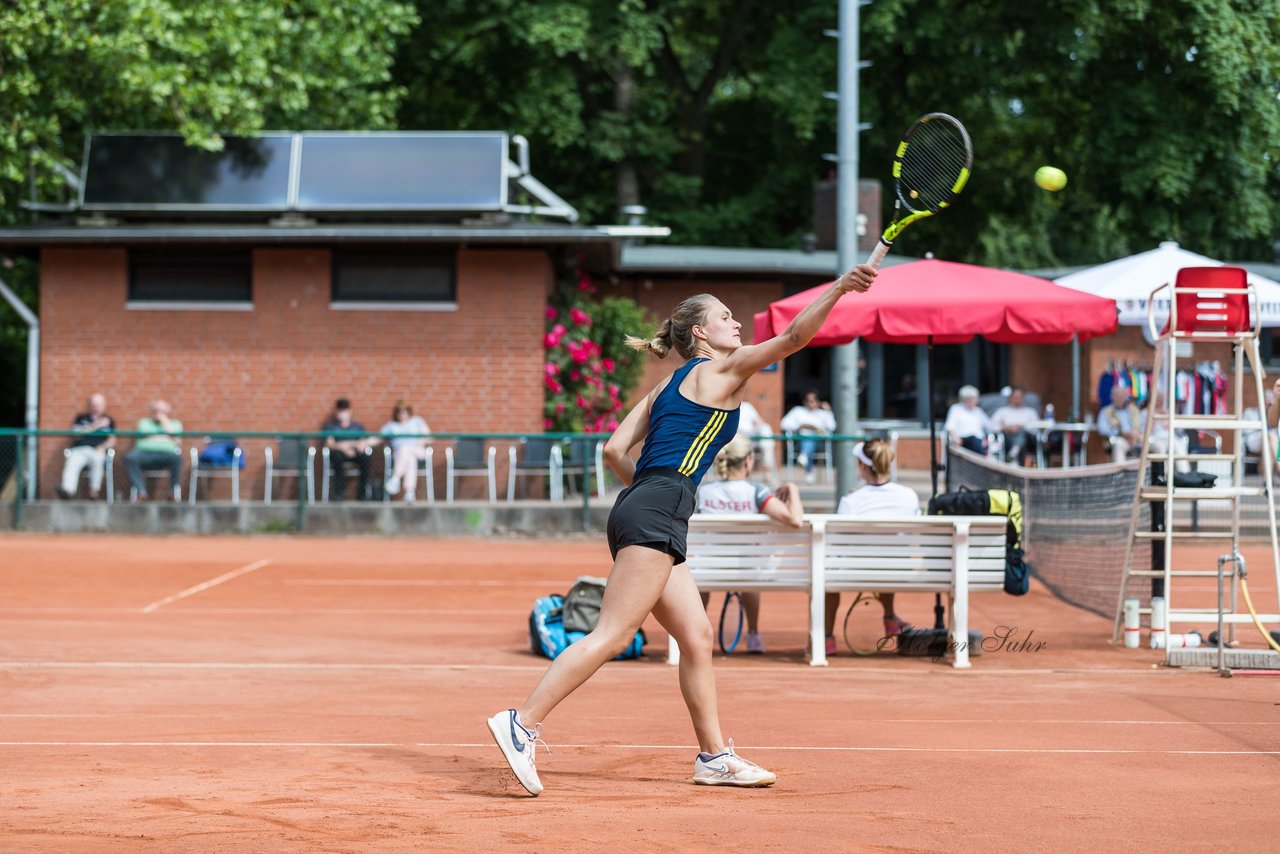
[1,0,418,217]
[397,0,1280,266]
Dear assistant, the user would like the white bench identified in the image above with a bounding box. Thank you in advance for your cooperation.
[677,514,1008,668]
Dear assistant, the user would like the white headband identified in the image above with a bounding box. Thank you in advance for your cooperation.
[853,441,874,468]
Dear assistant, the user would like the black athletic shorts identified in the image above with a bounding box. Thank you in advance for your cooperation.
[606,467,697,563]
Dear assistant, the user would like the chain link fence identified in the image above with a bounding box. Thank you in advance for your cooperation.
[1,428,905,534]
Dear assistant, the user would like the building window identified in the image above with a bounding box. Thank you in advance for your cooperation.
[127,248,253,307]
[331,248,456,308]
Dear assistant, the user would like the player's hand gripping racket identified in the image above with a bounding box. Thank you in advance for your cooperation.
[866,112,973,269]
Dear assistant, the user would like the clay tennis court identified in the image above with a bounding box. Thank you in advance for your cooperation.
[3,534,1278,852]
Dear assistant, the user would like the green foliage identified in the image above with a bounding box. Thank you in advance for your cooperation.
[397,0,835,246]
[400,0,1280,265]
[862,0,1280,266]
[0,0,419,217]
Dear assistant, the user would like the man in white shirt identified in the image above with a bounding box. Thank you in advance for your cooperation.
[944,385,992,455]
[990,386,1039,466]
[781,390,837,483]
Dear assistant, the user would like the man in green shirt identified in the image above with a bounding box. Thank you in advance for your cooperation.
[125,400,184,501]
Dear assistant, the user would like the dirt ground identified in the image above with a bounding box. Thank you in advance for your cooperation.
[2,534,1278,852]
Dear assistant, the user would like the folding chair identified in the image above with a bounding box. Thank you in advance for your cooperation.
[61,446,115,503]
[446,438,497,502]
[507,437,563,501]
[321,445,376,501]
[188,441,242,504]
[264,440,316,504]
[559,437,606,498]
[383,445,436,503]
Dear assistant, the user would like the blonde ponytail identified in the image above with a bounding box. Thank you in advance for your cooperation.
[624,318,674,359]
[625,295,715,360]
[712,434,754,479]
[865,438,896,479]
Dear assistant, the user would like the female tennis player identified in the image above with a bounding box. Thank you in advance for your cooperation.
[488,264,877,795]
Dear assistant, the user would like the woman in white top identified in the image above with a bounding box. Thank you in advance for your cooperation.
[379,400,431,502]
[827,438,921,655]
[695,435,804,653]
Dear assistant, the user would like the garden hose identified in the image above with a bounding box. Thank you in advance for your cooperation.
[1238,576,1280,654]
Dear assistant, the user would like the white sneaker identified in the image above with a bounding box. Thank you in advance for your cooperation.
[486,709,546,795]
[795,453,809,468]
[404,490,416,504]
[804,471,816,485]
[745,631,765,654]
[385,475,401,496]
[692,739,776,787]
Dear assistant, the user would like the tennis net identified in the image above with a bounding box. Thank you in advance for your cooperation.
[946,448,1148,617]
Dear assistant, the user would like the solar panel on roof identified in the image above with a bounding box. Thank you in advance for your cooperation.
[295,132,507,211]
[81,134,293,210]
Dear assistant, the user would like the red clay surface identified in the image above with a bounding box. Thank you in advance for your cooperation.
[2,534,1278,852]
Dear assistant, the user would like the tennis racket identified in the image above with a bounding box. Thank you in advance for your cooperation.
[866,112,973,269]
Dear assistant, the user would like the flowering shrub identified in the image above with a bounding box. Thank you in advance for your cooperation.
[544,267,651,434]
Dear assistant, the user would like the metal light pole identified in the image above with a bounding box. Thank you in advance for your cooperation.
[831,0,866,498]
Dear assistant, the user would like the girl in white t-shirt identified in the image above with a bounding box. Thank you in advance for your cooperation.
[696,434,804,653]
[379,400,431,503]
[826,438,921,655]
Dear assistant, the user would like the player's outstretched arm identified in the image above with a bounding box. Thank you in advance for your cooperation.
[718,265,875,384]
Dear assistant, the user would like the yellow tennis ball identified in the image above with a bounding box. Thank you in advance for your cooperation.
[1035,165,1067,192]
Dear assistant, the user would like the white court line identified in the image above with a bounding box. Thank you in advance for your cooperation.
[0,741,1275,756]
[0,712,1271,725]
[0,661,1173,675]
[283,579,559,587]
[0,608,519,616]
[140,560,271,613]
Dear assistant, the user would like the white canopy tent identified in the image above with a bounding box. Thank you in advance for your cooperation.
[1056,240,1280,328]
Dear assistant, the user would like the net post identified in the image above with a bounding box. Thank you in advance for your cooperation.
[295,434,307,532]
[13,431,24,530]
[580,438,590,532]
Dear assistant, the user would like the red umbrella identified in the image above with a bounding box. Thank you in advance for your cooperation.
[753,258,1118,495]
[753,258,1118,345]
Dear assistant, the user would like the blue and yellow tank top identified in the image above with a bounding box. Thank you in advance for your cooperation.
[634,358,740,485]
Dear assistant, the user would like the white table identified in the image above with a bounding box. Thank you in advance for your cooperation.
[1029,420,1093,468]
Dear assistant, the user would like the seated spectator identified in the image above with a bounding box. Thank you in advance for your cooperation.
[125,400,183,501]
[990,386,1040,466]
[735,399,777,475]
[57,393,116,500]
[1245,383,1279,460]
[380,399,431,503]
[944,385,992,454]
[826,439,921,656]
[1147,395,1190,472]
[780,389,836,484]
[323,398,376,500]
[696,435,805,654]
[1098,386,1143,462]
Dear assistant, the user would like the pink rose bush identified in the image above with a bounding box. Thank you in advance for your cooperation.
[543,265,650,434]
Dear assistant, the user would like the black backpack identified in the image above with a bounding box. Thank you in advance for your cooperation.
[927,487,1029,596]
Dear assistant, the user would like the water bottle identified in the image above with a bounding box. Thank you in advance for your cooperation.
[1153,631,1202,650]
[1044,403,1056,425]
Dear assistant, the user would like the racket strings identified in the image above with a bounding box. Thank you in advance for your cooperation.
[899,121,970,211]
